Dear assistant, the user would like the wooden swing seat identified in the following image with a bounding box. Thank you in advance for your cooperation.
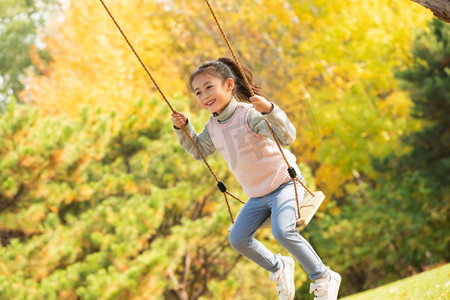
[260,190,325,230]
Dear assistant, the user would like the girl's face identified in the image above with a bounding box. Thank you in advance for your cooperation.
[192,73,234,114]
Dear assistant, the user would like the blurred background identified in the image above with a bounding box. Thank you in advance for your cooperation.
[0,0,448,299]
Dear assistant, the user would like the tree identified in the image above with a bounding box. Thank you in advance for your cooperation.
[27,0,187,117]
[311,18,450,295]
[411,0,450,23]
[0,0,57,107]
[394,18,450,183]
[3,1,441,298]
[0,96,286,299]
[29,0,431,205]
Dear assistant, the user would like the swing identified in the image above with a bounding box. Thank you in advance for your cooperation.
[98,0,325,230]
[261,191,325,230]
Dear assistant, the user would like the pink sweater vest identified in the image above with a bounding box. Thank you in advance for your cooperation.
[206,102,291,198]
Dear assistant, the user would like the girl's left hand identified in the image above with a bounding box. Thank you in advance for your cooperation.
[250,95,274,114]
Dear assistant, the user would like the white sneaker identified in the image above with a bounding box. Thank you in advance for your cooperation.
[309,269,341,300]
[269,254,295,300]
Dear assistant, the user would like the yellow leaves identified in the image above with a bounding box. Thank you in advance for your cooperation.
[106,209,115,225]
[52,149,65,165]
[29,0,187,118]
[115,258,129,272]
[58,290,77,300]
[28,45,50,76]
[315,164,352,200]
[40,168,56,182]
[80,184,94,199]
[49,206,59,213]
[28,203,47,224]
[35,183,48,199]
[19,0,435,222]
[131,275,163,300]
[125,180,139,194]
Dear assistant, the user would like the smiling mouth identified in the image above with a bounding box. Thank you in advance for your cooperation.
[205,99,216,106]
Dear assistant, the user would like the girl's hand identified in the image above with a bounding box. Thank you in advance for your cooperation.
[171,110,188,129]
[250,95,274,114]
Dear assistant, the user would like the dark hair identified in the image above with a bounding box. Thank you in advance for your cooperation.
[189,57,265,103]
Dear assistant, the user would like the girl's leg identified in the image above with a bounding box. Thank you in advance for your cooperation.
[268,180,329,281]
[229,197,281,273]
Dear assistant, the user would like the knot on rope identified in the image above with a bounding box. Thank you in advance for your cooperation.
[287,167,297,179]
[217,181,227,193]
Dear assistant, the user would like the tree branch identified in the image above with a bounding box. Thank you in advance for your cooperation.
[168,267,189,300]
[411,0,450,23]
[0,183,25,212]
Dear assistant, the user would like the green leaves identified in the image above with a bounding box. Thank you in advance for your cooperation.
[1,0,446,298]
[309,19,450,295]
[0,0,58,103]
[0,97,251,299]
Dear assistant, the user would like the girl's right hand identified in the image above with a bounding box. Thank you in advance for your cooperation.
[171,110,188,129]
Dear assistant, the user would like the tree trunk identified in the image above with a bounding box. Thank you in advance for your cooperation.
[411,0,450,23]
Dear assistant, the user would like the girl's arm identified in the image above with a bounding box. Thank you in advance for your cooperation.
[172,111,216,160]
[247,99,296,147]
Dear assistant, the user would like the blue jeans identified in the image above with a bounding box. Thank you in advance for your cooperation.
[229,179,329,281]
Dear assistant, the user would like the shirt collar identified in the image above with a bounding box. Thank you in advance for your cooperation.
[213,97,238,122]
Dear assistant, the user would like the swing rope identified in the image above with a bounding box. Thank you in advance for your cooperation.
[98,0,244,224]
[202,0,315,219]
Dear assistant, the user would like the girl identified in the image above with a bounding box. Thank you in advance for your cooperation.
[171,57,341,300]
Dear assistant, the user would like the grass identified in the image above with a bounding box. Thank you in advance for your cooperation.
[341,263,450,300]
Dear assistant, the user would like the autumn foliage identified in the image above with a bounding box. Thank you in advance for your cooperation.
[1,0,448,299]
